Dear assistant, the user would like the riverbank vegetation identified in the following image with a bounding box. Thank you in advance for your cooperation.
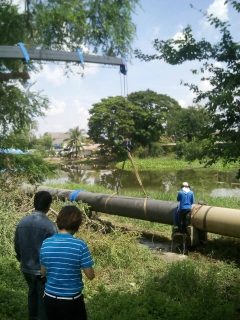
[1,180,240,320]
[116,156,240,172]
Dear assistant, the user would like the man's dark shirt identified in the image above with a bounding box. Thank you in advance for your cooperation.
[14,210,57,275]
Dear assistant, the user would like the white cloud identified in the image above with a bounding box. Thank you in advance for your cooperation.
[171,33,184,52]
[178,90,196,108]
[31,65,66,87]
[207,0,228,21]
[45,65,66,87]
[82,64,100,75]
[153,27,160,37]
[50,124,64,130]
[201,0,228,28]
[45,98,66,116]
[72,100,90,130]
[199,79,213,92]
[12,0,25,12]
[213,61,222,68]
[173,32,184,41]
[178,99,186,108]
[172,25,186,50]
[31,63,100,89]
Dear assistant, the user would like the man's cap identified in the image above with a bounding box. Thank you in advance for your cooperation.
[181,182,190,188]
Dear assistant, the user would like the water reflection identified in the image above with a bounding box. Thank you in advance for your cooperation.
[43,166,240,197]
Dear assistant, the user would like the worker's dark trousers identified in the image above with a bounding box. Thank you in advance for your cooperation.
[179,209,191,234]
[23,273,47,320]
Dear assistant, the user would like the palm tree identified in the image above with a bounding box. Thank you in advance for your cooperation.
[65,127,86,158]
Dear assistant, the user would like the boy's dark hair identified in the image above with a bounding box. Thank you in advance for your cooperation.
[57,205,83,232]
[34,191,52,212]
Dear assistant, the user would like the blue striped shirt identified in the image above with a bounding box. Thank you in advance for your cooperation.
[40,233,94,297]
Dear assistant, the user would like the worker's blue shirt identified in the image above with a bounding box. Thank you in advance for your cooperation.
[177,190,194,210]
[14,210,57,275]
[40,233,94,297]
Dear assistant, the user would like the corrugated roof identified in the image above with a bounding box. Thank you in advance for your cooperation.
[48,132,70,145]
[83,144,101,151]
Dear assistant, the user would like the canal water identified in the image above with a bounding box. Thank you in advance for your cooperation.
[43,164,240,198]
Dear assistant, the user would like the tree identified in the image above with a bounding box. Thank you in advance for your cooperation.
[65,126,86,158]
[39,133,53,151]
[0,2,49,138]
[166,105,210,142]
[88,91,181,154]
[0,152,56,184]
[22,0,139,56]
[134,1,240,175]
[0,0,139,181]
[1,0,139,130]
[88,96,139,153]
[127,90,181,147]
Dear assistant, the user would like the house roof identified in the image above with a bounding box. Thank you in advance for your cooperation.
[48,132,70,145]
[83,144,101,151]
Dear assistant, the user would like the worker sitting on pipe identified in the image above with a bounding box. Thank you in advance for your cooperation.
[177,182,195,234]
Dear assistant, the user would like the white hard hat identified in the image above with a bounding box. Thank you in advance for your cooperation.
[181,182,190,188]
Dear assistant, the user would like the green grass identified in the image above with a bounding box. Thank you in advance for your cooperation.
[0,258,28,320]
[116,157,239,172]
[1,180,240,319]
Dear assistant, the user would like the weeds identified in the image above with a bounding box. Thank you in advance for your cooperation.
[1,178,240,319]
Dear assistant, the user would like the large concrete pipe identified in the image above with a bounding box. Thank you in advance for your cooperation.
[22,184,177,225]
[191,206,240,239]
[22,184,240,239]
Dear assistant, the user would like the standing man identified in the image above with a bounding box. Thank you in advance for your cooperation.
[14,191,57,320]
[177,182,195,234]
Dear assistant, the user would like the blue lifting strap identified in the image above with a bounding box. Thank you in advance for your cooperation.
[18,42,30,63]
[76,49,84,65]
[120,57,128,75]
[69,189,85,202]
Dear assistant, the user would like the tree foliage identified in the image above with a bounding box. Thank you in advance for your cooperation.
[127,90,181,147]
[65,126,86,158]
[0,0,139,133]
[0,83,48,137]
[88,96,138,153]
[166,105,210,142]
[38,132,53,151]
[88,91,181,154]
[135,1,240,175]
[23,0,139,56]
[0,0,139,180]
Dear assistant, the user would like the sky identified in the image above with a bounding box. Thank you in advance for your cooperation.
[12,0,240,136]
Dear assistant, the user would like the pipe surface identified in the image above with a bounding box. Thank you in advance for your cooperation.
[191,206,240,238]
[22,184,240,239]
[22,184,176,224]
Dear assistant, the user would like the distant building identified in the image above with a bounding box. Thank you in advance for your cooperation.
[81,144,101,157]
[48,132,70,148]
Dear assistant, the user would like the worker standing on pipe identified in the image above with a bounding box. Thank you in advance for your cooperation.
[177,182,195,234]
